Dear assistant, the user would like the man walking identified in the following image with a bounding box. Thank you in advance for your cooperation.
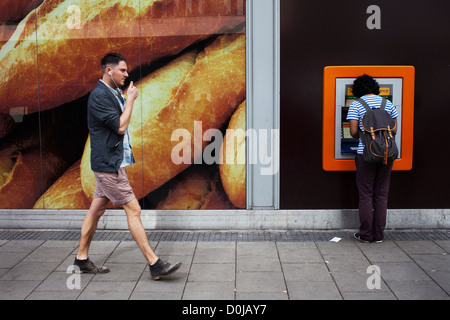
[74,53,181,280]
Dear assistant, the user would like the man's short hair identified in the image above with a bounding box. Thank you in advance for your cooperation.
[101,53,126,74]
[352,74,380,98]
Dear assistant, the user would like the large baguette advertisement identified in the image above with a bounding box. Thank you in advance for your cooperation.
[0,0,246,210]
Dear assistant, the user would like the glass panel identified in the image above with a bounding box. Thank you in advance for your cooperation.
[0,0,247,211]
[139,0,247,210]
[0,2,42,209]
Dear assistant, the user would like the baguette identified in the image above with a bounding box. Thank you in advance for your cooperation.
[219,101,246,208]
[0,0,245,115]
[33,159,90,209]
[0,154,14,188]
[154,165,212,210]
[200,172,238,210]
[151,165,237,210]
[80,33,246,201]
[0,146,67,209]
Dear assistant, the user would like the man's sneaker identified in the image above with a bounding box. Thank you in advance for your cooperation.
[73,258,110,274]
[150,259,182,280]
[353,232,370,243]
[373,239,383,243]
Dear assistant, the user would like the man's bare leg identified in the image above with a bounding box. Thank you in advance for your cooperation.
[122,198,159,265]
[76,197,109,260]
[122,198,182,279]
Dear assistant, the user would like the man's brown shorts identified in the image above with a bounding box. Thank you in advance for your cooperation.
[93,167,136,206]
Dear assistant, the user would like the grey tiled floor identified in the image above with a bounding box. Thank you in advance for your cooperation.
[0,230,449,300]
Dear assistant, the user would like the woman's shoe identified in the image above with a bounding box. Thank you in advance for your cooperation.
[353,232,370,243]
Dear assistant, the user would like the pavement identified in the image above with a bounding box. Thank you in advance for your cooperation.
[0,229,449,301]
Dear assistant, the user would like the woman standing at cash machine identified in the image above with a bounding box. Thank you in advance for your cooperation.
[346,75,399,243]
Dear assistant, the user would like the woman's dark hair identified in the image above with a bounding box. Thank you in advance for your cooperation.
[101,53,126,74]
[351,74,380,97]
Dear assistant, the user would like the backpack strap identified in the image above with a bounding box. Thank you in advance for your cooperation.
[358,97,387,110]
[357,98,370,111]
[357,97,386,139]
[380,98,387,111]
[357,98,368,139]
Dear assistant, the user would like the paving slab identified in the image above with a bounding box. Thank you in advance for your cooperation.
[387,280,450,300]
[410,254,450,271]
[427,270,450,293]
[236,271,286,293]
[1,261,57,281]
[183,281,235,300]
[331,269,390,293]
[395,240,448,255]
[237,256,282,272]
[189,263,235,282]
[77,281,136,300]
[282,263,333,282]
[0,280,41,299]
[356,241,412,262]
[286,281,341,300]
[435,240,450,253]
[376,262,431,282]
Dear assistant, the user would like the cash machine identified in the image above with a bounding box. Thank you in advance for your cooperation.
[323,66,415,171]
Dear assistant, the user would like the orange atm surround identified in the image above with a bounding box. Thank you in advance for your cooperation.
[323,66,415,171]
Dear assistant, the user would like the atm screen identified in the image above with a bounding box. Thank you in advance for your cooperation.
[341,85,358,154]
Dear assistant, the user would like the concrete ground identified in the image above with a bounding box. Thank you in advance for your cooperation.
[0,229,449,300]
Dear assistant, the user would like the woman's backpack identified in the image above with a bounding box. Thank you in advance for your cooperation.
[359,98,398,165]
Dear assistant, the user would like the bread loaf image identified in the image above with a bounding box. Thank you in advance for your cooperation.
[33,159,90,209]
[149,165,237,210]
[154,165,213,210]
[0,154,14,188]
[0,0,42,49]
[219,101,246,208]
[80,33,246,201]
[0,146,67,209]
[0,0,245,115]
[200,171,238,210]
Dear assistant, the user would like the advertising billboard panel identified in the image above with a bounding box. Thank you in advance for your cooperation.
[0,0,246,210]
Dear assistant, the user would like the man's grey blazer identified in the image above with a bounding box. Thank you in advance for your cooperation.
[87,80,134,173]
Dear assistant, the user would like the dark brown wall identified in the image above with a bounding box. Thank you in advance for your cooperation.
[280,0,450,209]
